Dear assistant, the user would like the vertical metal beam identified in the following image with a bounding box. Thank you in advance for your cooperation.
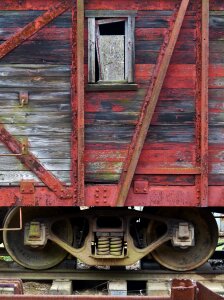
[200,0,209,206]
[116,0,190,206]
[76,0,85,204]
[171,279,197,300]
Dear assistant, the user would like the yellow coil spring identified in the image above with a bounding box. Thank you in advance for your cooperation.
[97,236,110,255]
[110,237,123,256]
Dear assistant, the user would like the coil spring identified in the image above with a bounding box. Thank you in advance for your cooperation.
[97,236,110,255]
[110,237,123,256]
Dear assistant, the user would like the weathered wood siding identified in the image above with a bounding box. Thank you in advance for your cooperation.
[0,11,72,185]
[85,0,197,184]
[209,4,224,185]
[1,0,224,188]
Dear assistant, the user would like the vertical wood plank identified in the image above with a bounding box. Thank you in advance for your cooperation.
[125,19,128,81]
[128,16,135,82]
[125,17,135,82]
[88,18,96,83]
[200,0,209,206]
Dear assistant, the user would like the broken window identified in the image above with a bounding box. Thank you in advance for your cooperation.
[86,11,136,85]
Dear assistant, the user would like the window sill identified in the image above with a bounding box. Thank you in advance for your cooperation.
[86,83,138,91]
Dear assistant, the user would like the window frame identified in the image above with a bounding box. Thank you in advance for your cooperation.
[86,10,136,85]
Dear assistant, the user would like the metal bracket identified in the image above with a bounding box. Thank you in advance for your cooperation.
[0,137,28,157]
[20,180,35,194]
[134,180,149,194]
[172,222,195,248]
[24,221,47,247]
[19,91,29,108]
[94,186,110,204]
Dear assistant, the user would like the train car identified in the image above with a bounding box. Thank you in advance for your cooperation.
[0,0,222,272]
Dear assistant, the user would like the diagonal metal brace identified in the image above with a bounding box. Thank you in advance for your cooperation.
[0,124,72,199]
[0,0,71,59]
[116,0,190,206]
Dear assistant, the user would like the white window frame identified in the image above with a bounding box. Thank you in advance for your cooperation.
[86,10,136,84]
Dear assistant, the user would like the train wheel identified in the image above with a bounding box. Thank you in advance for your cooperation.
[3,207,73,269]
[147,208,218,271]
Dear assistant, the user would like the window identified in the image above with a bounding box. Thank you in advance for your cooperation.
[86,10,137,90]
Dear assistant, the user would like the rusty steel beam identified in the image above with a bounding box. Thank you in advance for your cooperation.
[116,0,190,206]
[0,0,71,59]
[71,1,78,203]
[171,279,197,300]
[0,124,72,199]
[71,0,85,205]
[76,0,85,205]
[0,296,170,300]
[197,282,224,300]
[200,0,209,206]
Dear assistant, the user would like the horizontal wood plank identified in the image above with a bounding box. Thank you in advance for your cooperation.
[0,11,71,28]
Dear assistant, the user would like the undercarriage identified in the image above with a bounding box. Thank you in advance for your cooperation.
[1,207,218,271]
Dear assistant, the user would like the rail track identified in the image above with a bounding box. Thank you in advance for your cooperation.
[1,257,224,297]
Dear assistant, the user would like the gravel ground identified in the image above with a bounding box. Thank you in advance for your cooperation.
[22,260,141,295]
[23,282,51,295]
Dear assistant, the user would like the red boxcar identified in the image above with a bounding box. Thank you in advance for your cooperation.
[0,0,222,272]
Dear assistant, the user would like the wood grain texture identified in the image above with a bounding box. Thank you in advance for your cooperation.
[1,1,219,189]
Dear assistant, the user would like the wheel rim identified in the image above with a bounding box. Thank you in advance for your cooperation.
[147,208,218,271]
[3,207,73,270]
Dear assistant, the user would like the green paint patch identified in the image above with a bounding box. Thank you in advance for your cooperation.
[0,256,13,262]
[216,238,224,251]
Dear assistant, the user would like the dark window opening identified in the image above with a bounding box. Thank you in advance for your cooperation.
[98,20,125,35]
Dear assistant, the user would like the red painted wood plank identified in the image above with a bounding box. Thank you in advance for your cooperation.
[0,0,70,10]
[136,28,196,41]
[85,0,197,11]
[209,65,224,77]
[135,167,200,175]
[135,64,196,83]
[210,29,224,40]
[134,174,195,186]
[209,77,224,89]
[85,148,196,167]
[210,0,224,10]
[0,28,71,41]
